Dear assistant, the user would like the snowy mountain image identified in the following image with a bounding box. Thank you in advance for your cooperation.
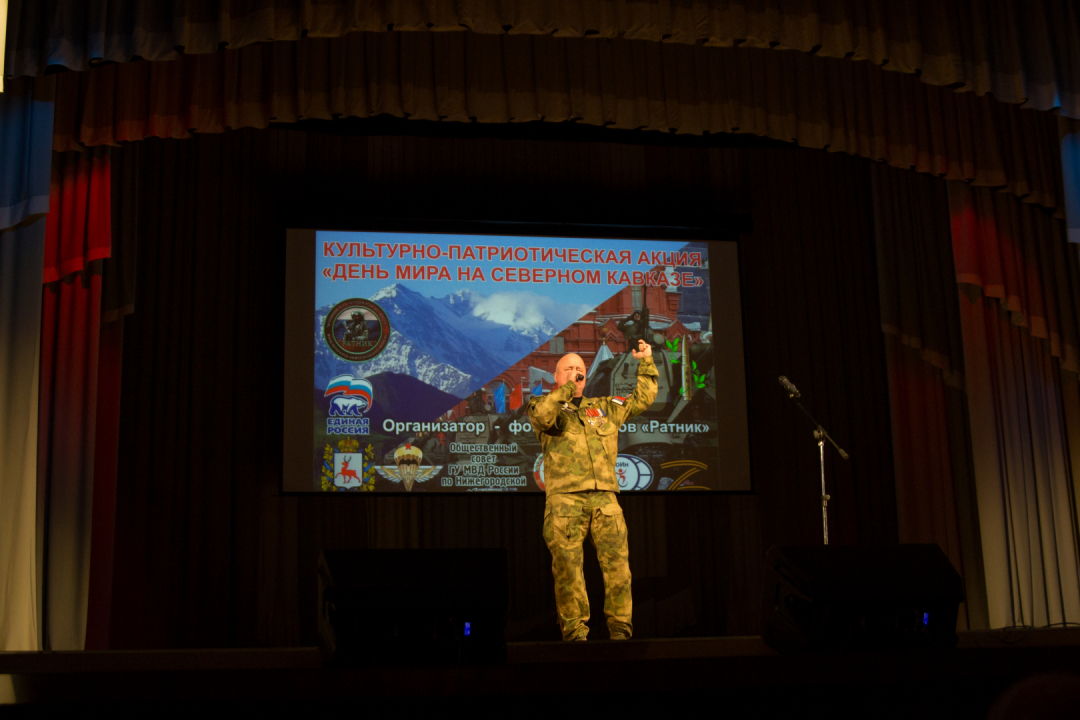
[315,307,477,399]
[368,284,507,382]
[314,325,477,398]
[435,288,565,364]
[314,284,586,399]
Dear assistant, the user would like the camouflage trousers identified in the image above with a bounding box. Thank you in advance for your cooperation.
[542,491,632,641]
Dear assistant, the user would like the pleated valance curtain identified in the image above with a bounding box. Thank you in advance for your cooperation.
[949,183,1080,373]
[43,150,112,284]
[50,35,1065,210]
[7,0,1080,119]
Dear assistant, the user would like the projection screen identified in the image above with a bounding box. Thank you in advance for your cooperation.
[283,227,750,494]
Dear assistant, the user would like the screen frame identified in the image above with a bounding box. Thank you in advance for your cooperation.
[283,218,754,496]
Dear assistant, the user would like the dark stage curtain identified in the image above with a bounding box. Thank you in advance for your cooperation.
[7,0,1080,121]
[85,145,139,651]
[871,164,987,630]
[108,129,895,647]
[51,37,1064,213]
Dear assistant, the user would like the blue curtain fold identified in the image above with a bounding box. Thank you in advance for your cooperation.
[1060,117,1080,244]
[0,76,54,233]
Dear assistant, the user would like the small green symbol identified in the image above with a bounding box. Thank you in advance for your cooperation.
[691,361,705,388]
[667,339,681,365]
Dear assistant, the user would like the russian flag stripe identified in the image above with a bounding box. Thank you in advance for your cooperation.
[325,374,353,396]
[336,378,373,412]
[346,379,372,395]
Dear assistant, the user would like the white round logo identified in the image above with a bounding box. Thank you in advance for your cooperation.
[615,454,654,491]
[533,455,546,491]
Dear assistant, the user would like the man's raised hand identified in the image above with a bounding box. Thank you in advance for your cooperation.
[631,339,652,359]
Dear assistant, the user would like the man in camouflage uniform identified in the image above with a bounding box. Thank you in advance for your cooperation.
[527,340,658,641]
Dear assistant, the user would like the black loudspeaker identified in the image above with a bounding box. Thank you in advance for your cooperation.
[762,544,964,652]
[318,549,508,666]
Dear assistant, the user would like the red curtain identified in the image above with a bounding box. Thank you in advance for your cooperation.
[949,182,1080,373]
[37,147,113,650]
[42,150,111,284]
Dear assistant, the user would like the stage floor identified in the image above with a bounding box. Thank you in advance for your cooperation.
[3,631,1080,714]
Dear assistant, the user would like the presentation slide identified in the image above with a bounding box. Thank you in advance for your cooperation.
[283,229,750,493]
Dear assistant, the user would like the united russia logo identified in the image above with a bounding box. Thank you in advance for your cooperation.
[324,375,373,435]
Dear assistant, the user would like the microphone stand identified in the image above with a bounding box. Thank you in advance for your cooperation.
[783,390,849,545]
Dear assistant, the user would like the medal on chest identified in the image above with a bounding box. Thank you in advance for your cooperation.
[584,407,607,427]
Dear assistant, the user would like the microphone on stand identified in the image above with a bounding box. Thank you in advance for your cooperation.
[776,372,849,545]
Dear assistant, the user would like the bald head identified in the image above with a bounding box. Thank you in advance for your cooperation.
[554,353,586,398]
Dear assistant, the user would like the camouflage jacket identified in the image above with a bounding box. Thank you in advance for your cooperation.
[527,356,658,495]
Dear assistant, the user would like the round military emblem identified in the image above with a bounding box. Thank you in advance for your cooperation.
[323,298,391,362]
[533,456,546,491]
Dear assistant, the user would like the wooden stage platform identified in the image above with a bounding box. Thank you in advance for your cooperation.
[4,630,1080,715]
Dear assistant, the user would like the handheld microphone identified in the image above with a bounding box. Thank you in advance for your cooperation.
[778,376,801,398]
[576,374,585,382]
